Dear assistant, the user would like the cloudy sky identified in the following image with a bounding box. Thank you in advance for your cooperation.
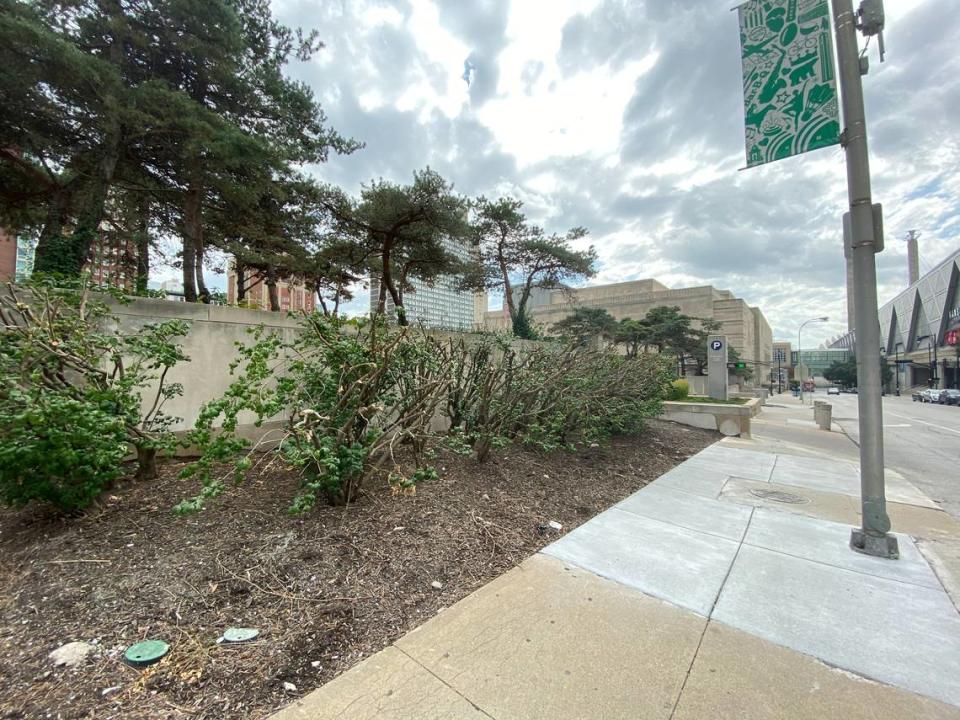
[268,0,959,348]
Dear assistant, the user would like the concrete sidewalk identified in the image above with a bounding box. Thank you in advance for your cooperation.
[272,424,960,719]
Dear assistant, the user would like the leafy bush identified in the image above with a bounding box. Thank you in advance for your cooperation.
[178,315,449,512]
[0,387,129,509]
[0,275,189,511]
[181,321,673,514]
[440,335,673,461]
[668,379,690,400]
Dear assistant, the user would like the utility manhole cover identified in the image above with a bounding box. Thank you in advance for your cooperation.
[749,488,808,504]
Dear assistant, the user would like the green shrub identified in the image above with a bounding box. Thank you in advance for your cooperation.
[178,315,448,512]
[181,322,674,514]
[440,336,673,460]
[668,379,690,400]
[0,275,189,511]
[0,387,129,510]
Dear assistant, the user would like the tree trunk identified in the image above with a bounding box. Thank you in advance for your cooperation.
[195,232,209,304]
[474,438,492,463]
[32,185,71,273]
[500,264,515,321]
[266,270,280,311]
[380,243,407,325]
[135,194,150,294]
[332,281,343,316]
[181,179,204,302]
[181,233,197,302]
[135,445,158,480]
[236,261,246,302]
[375,280,387,316]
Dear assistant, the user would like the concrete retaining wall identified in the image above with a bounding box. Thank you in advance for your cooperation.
[660,398,761,438]
[108,298,302,433]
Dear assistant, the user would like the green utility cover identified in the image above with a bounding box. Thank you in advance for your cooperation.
[221,627,259,643]
[124,640,169,666]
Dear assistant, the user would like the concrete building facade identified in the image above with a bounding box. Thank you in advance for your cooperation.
[830,246,960,390]
[772,341,793,385]
[482,279,773,379]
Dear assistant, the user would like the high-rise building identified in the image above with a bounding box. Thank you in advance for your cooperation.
[86,227,138,290]
[369,237,484,331]
[15,237,35,281]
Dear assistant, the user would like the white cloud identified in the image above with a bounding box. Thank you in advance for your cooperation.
[269,0,960,350]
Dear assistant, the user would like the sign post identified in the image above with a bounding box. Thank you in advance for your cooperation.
[737,0,896,558]
[707,336,729,401]
[831,0,897,559]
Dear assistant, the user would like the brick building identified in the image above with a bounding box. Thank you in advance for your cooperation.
[226,266,316,313]
[0,230,36,283]
[85,228,139,291]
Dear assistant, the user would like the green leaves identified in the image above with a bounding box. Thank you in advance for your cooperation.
[439,335,672,462]
[462,196,597,338]
[0,276,189,510]
[551,307,618,343]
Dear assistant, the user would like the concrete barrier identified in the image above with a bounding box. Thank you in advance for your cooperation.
[813,401,833,431]
[660,397,761,438]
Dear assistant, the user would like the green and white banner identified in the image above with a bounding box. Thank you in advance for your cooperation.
[738,0,840,167]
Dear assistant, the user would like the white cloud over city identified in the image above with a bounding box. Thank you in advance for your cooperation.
[272,0,960,348]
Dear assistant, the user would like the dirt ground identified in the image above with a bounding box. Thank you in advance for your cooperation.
[0,420,718,720]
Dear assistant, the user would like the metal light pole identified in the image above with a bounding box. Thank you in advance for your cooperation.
[833,0,898,558]
[955,344,959,389]
[798,316,828,405]
[933,338,939,388]
[917,335,932,387]
[894,342,901,395]
[777,350,783,394]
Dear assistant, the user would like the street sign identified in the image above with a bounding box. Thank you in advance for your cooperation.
[737,0,840,167]
[707,334,729,401]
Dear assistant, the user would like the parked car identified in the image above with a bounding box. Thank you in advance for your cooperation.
[827,386,840,395]
[940,389,960,405]
[919,388,943,403]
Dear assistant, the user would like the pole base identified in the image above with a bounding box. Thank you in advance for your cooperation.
[850,528,899,559]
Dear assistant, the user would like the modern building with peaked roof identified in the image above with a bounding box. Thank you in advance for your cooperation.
[829,247,960,390]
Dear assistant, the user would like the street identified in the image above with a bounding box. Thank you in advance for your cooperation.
[819,392,960,520]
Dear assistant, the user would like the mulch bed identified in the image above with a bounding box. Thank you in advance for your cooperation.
[0,420,717,720]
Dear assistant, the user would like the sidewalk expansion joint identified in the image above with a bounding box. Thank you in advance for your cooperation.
[667,506,756,720]
[766,454,778,482]
[393,645,499,720]
[740,537,941,593]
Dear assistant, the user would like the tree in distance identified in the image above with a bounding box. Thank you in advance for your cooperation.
[460,196,596,339]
